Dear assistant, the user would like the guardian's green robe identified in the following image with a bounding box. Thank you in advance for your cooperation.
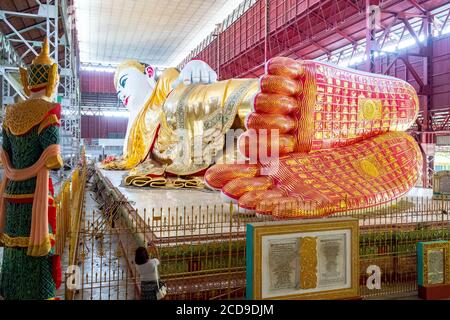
[0,99,62,300]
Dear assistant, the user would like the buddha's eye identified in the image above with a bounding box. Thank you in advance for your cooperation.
[119,75,128,88]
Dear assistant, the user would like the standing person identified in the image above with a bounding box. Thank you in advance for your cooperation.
[134,243,161,300]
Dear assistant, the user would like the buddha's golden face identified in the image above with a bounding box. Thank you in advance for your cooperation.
[116,66,156,113]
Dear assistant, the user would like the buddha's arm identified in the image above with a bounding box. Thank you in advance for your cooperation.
[159,78,257,138]
[152,78,257,175]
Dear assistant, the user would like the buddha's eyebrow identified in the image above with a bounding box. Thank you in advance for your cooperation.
[119,75,127,84]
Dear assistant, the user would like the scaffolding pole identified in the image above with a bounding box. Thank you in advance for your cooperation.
[0,0,80,168]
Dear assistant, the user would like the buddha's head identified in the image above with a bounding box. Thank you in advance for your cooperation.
[114,60,156,114]
[19,37,59,99]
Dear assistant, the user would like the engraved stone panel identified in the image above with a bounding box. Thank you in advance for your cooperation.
[427,248,445,285]
[317,235,347,288]
[439,176,450,195]
[268,239,299,291]
[433,171,450,199]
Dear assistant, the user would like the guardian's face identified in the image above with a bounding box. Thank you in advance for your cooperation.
[116,67,155,113]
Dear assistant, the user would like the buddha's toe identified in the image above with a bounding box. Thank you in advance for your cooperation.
[238,130,296,160]
[266,57,305,79]
[204,164,259,190]
[237,189,285,210]
[221,176,273,203]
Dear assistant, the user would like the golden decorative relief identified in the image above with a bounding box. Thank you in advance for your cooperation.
[4,99,57,136]
[0,233,30,247]
[19,67,31,96]
[297,62,317,153]
[2,193,34,199]
[0,233,55,250]
[358,98,382,121]
[27,236,52,257]
[45,63,59,98]
[128,159,167,177]
[354,155,383,180]
[299,236,318,289]
[124,174,205,189]
[45,154,64,170]
[38,114,60,134]
[360,159,380,178]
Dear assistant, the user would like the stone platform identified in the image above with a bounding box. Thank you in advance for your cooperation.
[95,165,449,233]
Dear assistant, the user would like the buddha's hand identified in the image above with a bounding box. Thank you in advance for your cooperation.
[172,59,218,88]
[205,57,421,218]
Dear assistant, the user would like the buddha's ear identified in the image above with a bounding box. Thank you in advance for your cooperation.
[19,67,31,97]
[145,65,155,79]
[46,63,59,98]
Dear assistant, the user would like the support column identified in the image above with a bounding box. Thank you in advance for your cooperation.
[366,2,435,188]
[366,0,380,73]
[264,0,270,64]
[422,12,434,132]
[214,23,222,80]
[420,11,435,188]
[419,132,436,188]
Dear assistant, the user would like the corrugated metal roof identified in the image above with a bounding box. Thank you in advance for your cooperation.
[0,0,66,65]
[74,0,246,67]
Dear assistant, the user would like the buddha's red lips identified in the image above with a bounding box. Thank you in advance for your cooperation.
[123,96,129,106]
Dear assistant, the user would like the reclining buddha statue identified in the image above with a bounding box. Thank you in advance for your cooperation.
[103,56,421,218]
[102,59,258,177]
[0,38,62,299]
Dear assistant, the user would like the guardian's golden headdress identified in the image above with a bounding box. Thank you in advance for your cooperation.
[19,37,59,97]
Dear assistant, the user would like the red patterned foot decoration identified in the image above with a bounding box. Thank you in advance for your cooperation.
[205,57,422,218]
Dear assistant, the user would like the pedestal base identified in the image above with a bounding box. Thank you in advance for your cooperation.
[418,284,450,300]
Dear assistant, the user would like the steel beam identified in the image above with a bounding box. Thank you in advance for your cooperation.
[439,115,450,131]
[399,56,425,88]
[5,21,47,38]
[407,0,428,14]
[0,15,39,56]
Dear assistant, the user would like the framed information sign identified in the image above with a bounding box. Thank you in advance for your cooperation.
[246,218,359,300]
[418,241,450,299]
[418,241,450,286]
[433,171,450,200]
